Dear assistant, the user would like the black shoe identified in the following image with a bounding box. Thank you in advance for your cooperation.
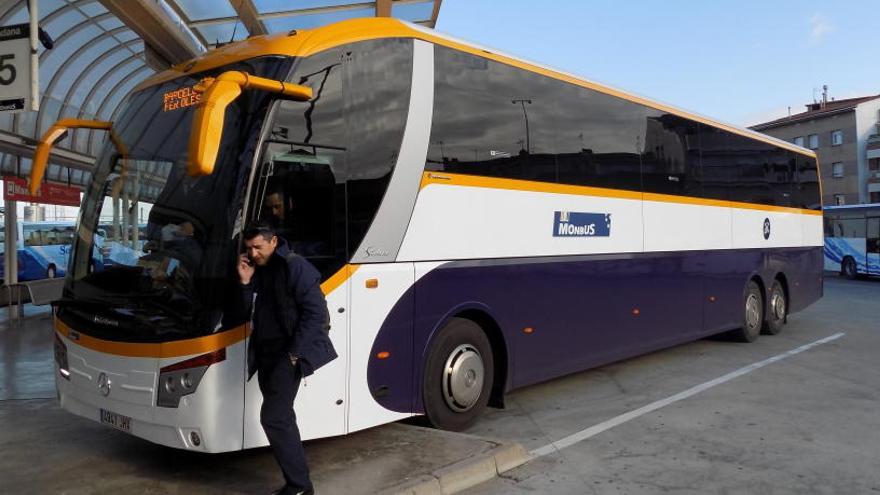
[271,487,314,495]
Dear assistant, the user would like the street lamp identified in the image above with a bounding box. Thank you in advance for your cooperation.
[511,99,532,153]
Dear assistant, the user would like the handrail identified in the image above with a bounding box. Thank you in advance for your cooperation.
[188,71,312,177]
[29,118,127,195]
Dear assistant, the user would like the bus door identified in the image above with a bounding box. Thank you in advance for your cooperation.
[242,140,350,445]
[868,217,880,275]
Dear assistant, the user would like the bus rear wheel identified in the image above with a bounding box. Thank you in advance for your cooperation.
[761,279,786,335]
[730,280,762,343]
[841,257,858,280]
[423,317,493,431]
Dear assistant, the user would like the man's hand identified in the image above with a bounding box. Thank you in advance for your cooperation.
[237,253,255,285]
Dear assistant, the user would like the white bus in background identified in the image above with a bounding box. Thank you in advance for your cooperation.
[823,204,880,278]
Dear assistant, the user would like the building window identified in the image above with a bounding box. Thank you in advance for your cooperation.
[831,130,843,146]
[808,134,819,149]
[871,191,880,203]
[793,136,805,147]
[869,158,880,171]
[832,162,844,178]
[834,194,846,205]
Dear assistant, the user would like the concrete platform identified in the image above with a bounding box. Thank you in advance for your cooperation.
[0,304,526,494]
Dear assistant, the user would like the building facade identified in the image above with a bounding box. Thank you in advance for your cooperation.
[751,95,880,206]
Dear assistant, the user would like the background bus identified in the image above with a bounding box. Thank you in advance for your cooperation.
[823,204,880,278]
[0,221,79,282]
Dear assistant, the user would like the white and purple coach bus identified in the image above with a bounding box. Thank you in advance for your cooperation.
[40,18,822,452]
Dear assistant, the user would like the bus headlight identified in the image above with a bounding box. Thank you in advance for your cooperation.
[54,333,70,380]
[157,349,225,408]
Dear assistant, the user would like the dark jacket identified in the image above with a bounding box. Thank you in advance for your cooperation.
[239,239,337,379]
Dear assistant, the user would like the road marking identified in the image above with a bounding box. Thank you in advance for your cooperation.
[529,332,846,459]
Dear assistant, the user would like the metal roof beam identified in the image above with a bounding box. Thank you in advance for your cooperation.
[0,129,95,172]
[231,0,266,36]
[376,0,391,17]
[99,0,205,66]
[189,2,374,27]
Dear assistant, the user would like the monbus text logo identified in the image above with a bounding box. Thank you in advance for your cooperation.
[553,211,611,237]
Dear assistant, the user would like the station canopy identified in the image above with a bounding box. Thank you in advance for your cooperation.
[0,0,441,194]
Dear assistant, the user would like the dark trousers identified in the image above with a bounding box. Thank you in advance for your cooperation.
[257,354,312,494]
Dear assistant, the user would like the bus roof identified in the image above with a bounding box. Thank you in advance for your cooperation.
[134,17,816,160]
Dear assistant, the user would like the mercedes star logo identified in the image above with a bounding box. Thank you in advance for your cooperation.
[97,372,111,397]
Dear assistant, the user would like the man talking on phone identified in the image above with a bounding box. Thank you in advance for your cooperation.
[237,220,336,495]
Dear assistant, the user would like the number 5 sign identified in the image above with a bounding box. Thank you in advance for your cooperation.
[0,23,32,113]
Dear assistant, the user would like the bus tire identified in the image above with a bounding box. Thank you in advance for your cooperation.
[731,280,762,343]
[761,279,786,335]
[46,265,57,279]
[423,317,494,432]
[841,257,858,280]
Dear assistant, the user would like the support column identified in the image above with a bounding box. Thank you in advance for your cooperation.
[4,198,20,319]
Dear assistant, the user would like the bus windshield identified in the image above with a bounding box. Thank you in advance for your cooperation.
[60,57,292,342]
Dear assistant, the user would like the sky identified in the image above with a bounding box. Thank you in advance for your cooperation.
[435,0,879,127]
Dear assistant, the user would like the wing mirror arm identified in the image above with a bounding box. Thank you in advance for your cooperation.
[29,119,127,195]
[187,71,312,177]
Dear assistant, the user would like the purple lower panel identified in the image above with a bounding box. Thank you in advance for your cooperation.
[366,247,823,414]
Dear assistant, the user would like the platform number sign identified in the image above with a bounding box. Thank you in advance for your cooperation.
[0,23,32,113]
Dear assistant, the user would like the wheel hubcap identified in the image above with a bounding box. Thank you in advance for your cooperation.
[745,294,761,330]
[442,344,484,412]
[771,292,786,320]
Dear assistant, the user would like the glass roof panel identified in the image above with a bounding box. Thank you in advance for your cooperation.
[2,5,28,24]
[39,26,103,91]
[173,0,236,21]
[114,30,139,43]
[75,2,108,18]
[391,1,433,22]
[254,0,368,15]
[66,49,132,111]
[196,22,250,46]
[263,7,374,31]
[44,7,86,35]
[39,0,69,19]
[97,16,124,31]
[97,67,150,120]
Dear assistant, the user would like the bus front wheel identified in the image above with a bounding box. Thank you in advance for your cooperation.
[761,279,787,335]
[841,257,858,280]
[423,317,494,431]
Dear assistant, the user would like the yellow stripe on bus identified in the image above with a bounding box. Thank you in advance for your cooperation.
[55,318,248,358]
[420,172,823,216]
[55,264,358,358]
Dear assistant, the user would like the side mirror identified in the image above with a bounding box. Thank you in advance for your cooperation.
[188,71,312,177]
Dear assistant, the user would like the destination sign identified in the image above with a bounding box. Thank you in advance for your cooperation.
[163,85,201,112]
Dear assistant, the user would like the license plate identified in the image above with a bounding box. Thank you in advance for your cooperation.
[100,408,131,432]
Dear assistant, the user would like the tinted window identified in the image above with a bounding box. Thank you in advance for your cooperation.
[794,153,821,210]
[698,126,734,201]
[640,115,701,197]
[344,38,413,257]
[256,39,413,277]
[727,134,774,206]
[427,47,645,192]
[259,47,348,278]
